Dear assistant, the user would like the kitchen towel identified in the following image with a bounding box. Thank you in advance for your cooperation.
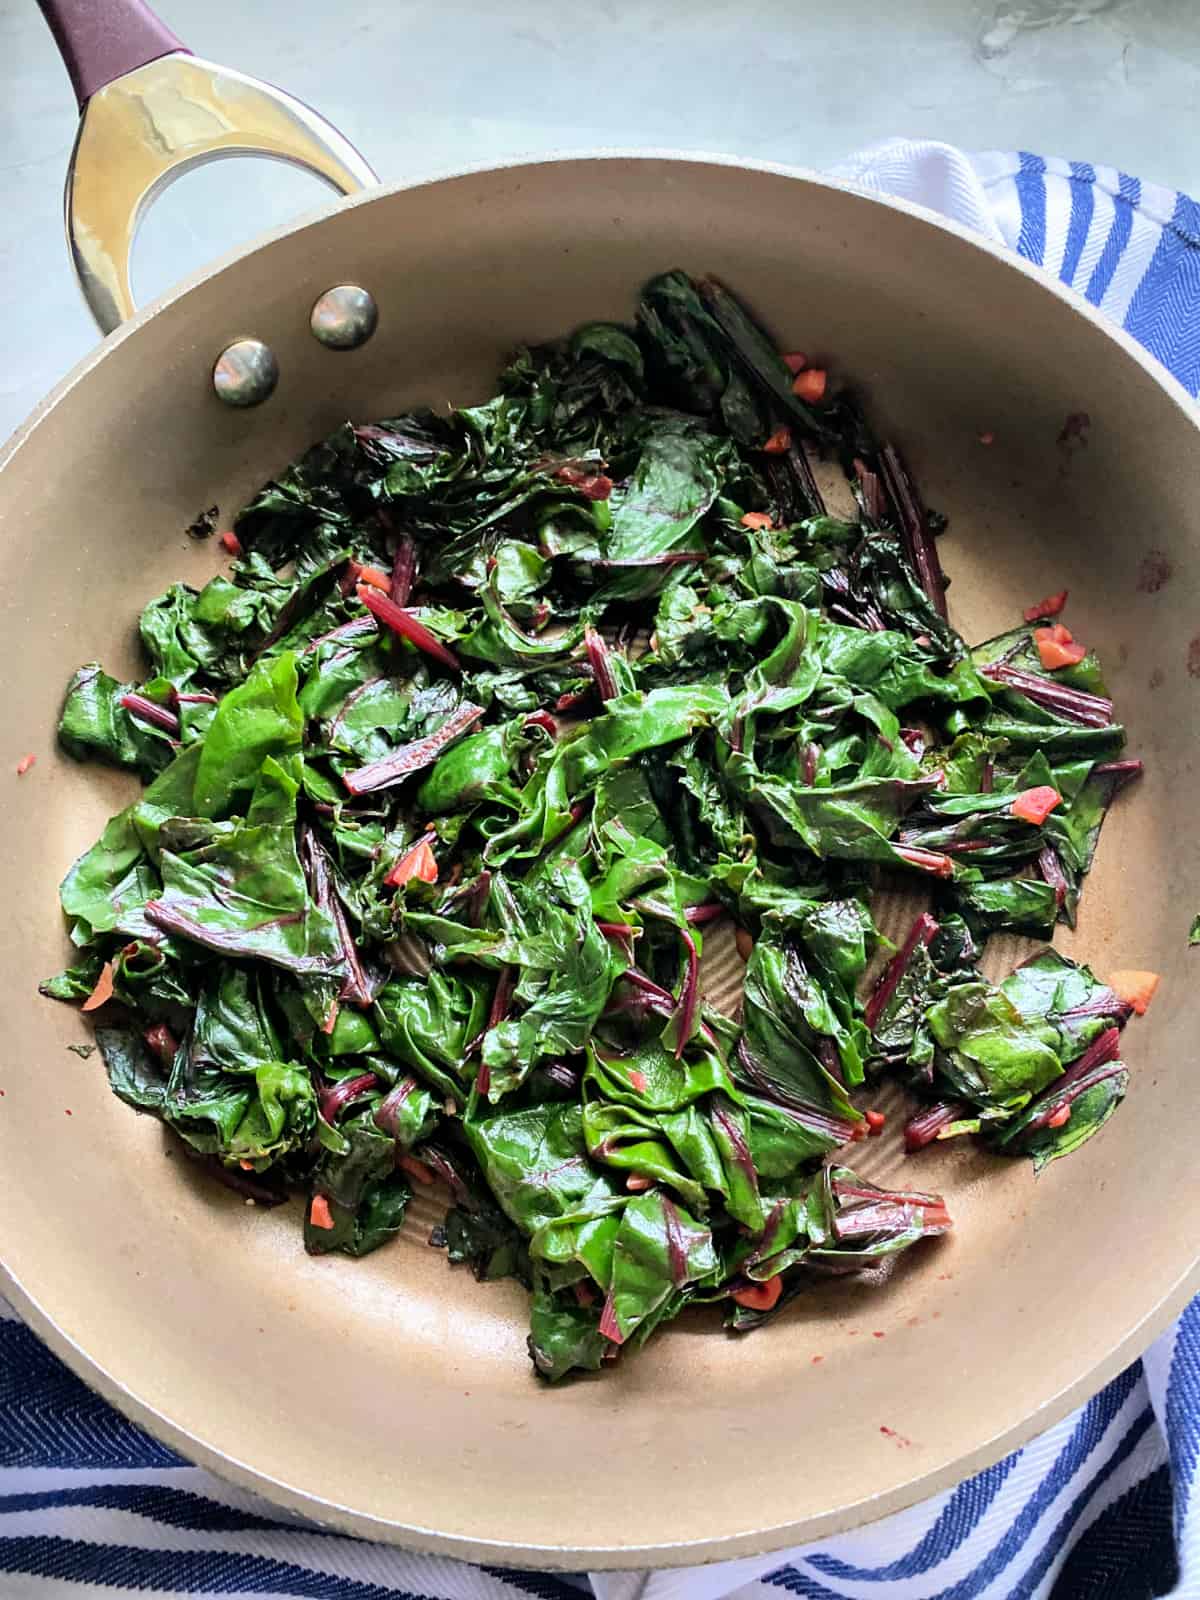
[2,141,1196,1598]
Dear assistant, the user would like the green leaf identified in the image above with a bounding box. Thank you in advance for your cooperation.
[926,982,1061,1111]
[373,971,490,1100]
[741,934,861,1115]
[95,1024,170,1112]
[999,948,1123,1060]
[727,763,938,867]
[58,664,174,779]
[162,1048,316,1163]
[466,1102,620,1236]
[601,1189,717,1344]
[39,952,105,1004]
[596,419,732,601]
[415,719,527,814]
[480,865,625,1098]
[527,1288,607,1381]
[585,1035,734,1113]
[950,875,1059,939]
[191,966,284,1074]
[993,1064,1129,1172]
[305,1113,413,1257]
[58,744,204,945]
[1043,769,1124,926]
[192,652,303,819]
[146,758,344,976]
[444,1198,531,1284]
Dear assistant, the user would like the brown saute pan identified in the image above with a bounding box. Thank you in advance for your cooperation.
[2,0,1197,1569]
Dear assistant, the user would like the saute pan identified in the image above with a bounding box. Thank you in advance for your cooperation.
[2,0,1198,1569]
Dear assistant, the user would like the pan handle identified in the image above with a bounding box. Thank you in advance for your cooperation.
[38,0,379,335]
[37,0,188,109]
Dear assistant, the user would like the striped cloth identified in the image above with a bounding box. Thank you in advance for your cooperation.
[3,142,1197,1598]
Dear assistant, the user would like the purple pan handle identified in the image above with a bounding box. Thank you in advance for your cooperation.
[36,0,189,108]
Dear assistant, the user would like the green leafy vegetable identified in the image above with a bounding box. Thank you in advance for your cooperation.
[45,269,1147,1381]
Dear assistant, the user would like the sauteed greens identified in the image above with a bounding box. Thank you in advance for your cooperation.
[44,271,1151,1380]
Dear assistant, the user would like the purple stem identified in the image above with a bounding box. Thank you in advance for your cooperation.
[391,536,417,606]
[815,1035,846,1089]
[982,663,1113,728]
[898,835,988,854]
[1025,1027,1123,1129]
[1038,845,1069,909]
[417,1145,472,1201]
[865,911,939,1032]
[584,625,618,702]
[143,1023,179,1066]
[1061,993,1133,1025]
[530,797,592,868]
[734,1039,856,1139]
[684,902,724,926]
[833,1196,952,1238]
[877,443,948,619]
[344,703,483,796]
[598,1290,623,1345]
[358,585,461,672]
[319,1071,378,1125]
[331,893,373,1006]
[833,1177,947,1206]
[1093,758,1144,790]
[119,692,180,735]
[541,1061,580,1093]
[893,844,955,879]
[823,568,887,631]
[488,967,516,1030]
[802,741,819,785]
[1051,1025,1123,1090]
[555,687,591,713]
[456,870,492,929]
[785,437,826,517]
[624,967,676,1007]
[904,1100,967,1152]
[596,552,706,570]
[673,930,700,1060]
[1027,1062,1128,1132]
[373,1077,417,1139]
[300,827,374,1005]
[302,617,377,655]
[854,457,886,524]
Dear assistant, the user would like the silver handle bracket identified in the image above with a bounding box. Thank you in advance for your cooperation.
[65,52,378,334]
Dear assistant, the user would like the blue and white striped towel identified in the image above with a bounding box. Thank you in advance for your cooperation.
[3,141,1197,1599]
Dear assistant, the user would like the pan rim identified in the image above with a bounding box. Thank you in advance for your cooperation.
[4,147,1198,1568]
[5,145,1199,468]
[6,1253,1197,1567]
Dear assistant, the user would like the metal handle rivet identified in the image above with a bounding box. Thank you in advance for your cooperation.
[213,338,279,407]
[310,284,379,350]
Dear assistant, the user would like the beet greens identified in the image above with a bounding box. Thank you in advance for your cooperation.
[43,271,1146,1381]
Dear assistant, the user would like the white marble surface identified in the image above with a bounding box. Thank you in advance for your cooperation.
[3,0,1200,440]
